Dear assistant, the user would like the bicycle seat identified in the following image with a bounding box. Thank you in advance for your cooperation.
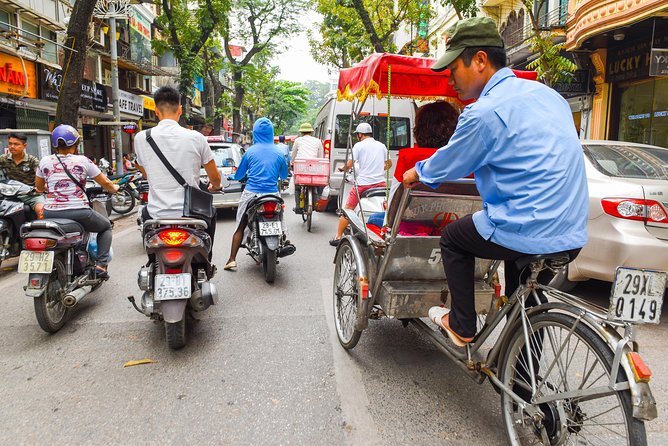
[515,252,572,271]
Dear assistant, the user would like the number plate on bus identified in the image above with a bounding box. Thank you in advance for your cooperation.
[17,250,54,274]
[259,221,282,236]
[154,273,191,301]
[609,267,666,324]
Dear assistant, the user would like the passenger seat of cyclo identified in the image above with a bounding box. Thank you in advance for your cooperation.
[365,147,439,237]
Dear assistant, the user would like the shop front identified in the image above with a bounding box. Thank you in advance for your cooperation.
[0,51,46,130]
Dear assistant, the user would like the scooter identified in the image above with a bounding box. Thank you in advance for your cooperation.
[131,218,217,349]
[19,189,111,333]
[0,179,37,268]
[243,194,295,283]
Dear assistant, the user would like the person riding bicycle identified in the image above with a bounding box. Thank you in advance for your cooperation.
[34,125,119,278]
[0,132,45,219]
[134,86,222,248]
[224,117,291,271]
[290,122,324,214]
[330,122,390,246]
[402,17,588,346]
[276,134,291,165]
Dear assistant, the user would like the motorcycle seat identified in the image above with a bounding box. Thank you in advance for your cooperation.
[360,187,386,199]
[32,218,85,234]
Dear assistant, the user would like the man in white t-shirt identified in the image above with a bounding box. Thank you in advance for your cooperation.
[329,122,390,246]
[134,86,222,244]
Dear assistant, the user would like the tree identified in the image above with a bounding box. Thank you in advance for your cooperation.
[264,80,310,133]
[154,0,230,124]
[55,0,98,126]
[221,0,304,135]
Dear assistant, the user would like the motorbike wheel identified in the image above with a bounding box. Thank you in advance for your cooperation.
[262,249,277,283]
[306,189,313,232]
[34,257,69,333]
[165,317,186,350]
[111,188,136,214]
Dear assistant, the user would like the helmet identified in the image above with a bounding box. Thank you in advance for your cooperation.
[278,134,286,143]
[51,124,81,148]
[354,122,373,134]
[298,122,314,133]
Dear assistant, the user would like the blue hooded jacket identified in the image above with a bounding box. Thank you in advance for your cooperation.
[232,118,288,194]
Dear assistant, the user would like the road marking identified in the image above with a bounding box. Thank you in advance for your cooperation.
[320,279,381,446]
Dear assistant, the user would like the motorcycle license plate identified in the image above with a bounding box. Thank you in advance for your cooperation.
[259,221,282,236]
[129,182,137,190]
[609,267,666,324]
[154,273,191,301]
[18,250,54,274]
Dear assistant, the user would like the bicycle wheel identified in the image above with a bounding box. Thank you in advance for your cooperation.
[306,188,313,232]
[111,188,135,214]
[332,239,362,349]
[499,312,646,445]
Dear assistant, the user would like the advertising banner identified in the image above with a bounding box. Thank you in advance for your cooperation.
[119,89,144,116]
[129,6,152,65]
[40,65,107,112]
[0,52,38,98]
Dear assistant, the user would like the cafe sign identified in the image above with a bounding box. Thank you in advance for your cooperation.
[606,30,668,83]
[119,89,144,116]
[0,52,37,98]
[40,66,107,112]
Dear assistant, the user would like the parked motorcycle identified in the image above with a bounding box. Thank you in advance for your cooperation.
[131,218,217,349]
[243,194,295,283]
[19,189,111,333]
[0,180,37,268]
[109,171,143,215]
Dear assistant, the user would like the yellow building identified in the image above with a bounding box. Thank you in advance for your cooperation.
[566,0,668,146]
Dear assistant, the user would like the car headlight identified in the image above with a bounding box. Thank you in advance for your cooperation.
[0,183,21,196]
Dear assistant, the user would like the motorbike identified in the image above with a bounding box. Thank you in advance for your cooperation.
[0,180,37,268]
[108,171,143,215]
[131,218,218,349]
[243,194,295,283]
[19,188,111,333]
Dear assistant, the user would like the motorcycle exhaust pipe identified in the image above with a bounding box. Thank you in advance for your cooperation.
[63,285,93,307]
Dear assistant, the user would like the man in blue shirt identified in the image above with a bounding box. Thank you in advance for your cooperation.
[224,118,289,270]
[402,17,588,346]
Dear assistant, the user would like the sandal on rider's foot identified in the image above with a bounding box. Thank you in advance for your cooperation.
[428,307,474,347]
[223,261,237,271]
[94,265,110,279]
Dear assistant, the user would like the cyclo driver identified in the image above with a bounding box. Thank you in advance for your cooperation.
[402,17,588,346]
[290,122,324,214]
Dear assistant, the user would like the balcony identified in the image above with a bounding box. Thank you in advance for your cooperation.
[501,6,569,66]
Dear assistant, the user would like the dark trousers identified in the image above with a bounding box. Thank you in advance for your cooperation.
[440,214,580,338]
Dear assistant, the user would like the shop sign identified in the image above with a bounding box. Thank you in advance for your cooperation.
[40,66,107,112]
[0,52,38,98]
[552,70,591,96]
[123,123,138,134]
[142,95,155,111]
[606,30,668,83]
[129,6,152,65]
[649,49,668,77]
[119,89,144,116]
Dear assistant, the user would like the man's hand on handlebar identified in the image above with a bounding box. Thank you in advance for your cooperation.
[208,182,223,192]
[402,167,420,189]
[108,183,120,194]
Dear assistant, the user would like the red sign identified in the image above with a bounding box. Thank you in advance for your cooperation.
[123,123,138,134]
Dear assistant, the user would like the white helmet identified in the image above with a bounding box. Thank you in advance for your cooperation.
[353,122,373,134]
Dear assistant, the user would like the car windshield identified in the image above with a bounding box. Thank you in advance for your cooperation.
[211,147,236,167]
[583,143,668,180]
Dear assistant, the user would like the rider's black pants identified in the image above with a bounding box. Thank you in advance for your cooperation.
[439,214,581,338]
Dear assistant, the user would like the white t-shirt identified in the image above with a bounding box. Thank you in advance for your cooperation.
[291,135,324,160]
[134,119,214,219]
[37,154,101,210]
[352,137,387,185]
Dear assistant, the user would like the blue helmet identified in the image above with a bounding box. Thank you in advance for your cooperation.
[51,124,80,148]
[278,135,285,143]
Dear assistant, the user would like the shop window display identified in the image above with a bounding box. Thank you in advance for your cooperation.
[618,77,668,148]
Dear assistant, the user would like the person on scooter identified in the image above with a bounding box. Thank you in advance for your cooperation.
[223,117,291,271]
[401,17,587,346]
[329,122,390,246]
[133,86,222,247]
[34,125,120,278]
[0,133,45,219]
[290,122,324,214]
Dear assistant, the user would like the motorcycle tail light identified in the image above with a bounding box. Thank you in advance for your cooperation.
[165,268,182,274]
[601,198,668,223]
[260,202,278,218]
[627,352,652,383]
[323,139,331,159]
[158,229,189,246]
[140,191,148,202]
[24,238,56,251]
[162,249,185,264]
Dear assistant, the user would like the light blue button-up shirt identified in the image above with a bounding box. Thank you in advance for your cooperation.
[415,68,588,254]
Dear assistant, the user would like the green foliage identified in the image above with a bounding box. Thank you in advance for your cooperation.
[440,0,477,19]
[526,36,577,87]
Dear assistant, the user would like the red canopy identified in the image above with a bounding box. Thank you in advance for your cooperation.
[336,53,538,103]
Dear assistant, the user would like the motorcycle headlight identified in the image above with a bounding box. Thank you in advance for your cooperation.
[0,183,21,196]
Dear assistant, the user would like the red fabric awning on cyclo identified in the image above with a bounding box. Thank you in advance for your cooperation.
[336,53,538,103]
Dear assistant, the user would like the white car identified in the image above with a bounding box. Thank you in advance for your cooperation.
[200,138,244,209]
[552,140,668,290]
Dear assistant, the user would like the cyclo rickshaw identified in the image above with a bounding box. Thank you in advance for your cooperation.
[331,53,664,445]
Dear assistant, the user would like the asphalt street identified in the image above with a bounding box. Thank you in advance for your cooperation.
[1,190,667,445]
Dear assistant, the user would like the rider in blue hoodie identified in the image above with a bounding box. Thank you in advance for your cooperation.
[224,118,289,270]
